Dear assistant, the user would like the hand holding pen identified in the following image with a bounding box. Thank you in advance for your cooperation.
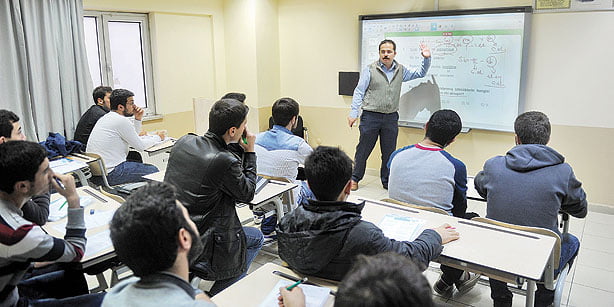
[277,280,306,307]
[50,173,80,209]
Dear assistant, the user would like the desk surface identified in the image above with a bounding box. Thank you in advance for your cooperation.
[143,171,164,182]
[144,138,176,154]
[44,187,121,268]
[212,263,336,307]
[349,196,556,282]
[250,180,297,205]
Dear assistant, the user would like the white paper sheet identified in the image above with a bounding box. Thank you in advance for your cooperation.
[259,279,330,307]
[378,214,426,242]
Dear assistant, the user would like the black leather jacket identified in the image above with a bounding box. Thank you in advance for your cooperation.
[164,132,257,280]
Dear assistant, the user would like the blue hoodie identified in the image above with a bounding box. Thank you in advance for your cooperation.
[474,144,587,235]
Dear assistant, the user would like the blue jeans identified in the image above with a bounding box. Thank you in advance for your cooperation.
[209,227,263,295]
[489,233,580,307]
[106,161,158,186]
[352,111,399,187]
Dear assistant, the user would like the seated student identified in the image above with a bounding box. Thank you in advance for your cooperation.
[277,146,459,281]
[0,110,49,226]
[103,182,215,306]
[278,252,435,307]
[164,99,263,295]
[0,141,103,306]
[387,109,479,296]
[87,89,164,186]
[74,86,112,145]
[254,97,313,240]
[475,111,587,307]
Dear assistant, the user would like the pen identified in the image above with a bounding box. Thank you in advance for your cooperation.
[242,136,248,144]
[54,177,65,190]
[286,277,307,291]
[58,200,68,210]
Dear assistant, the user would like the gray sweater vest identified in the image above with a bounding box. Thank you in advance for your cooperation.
[362,61,406,114]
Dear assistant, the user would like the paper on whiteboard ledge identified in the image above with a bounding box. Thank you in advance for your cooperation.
[48,196,94,222]
[378,214,426,242]
[258,279,330,307]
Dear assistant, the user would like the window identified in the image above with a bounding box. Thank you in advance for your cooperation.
[83,12,156,115]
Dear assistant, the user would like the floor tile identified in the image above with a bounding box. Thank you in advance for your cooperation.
[579,234,614,254]
[566,283,614,307]
[582,221,614,239]
[585,211,614,224]
[571,264,614,292]
[575,248,614,271]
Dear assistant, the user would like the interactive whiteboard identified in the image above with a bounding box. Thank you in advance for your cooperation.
[360,7,532,131]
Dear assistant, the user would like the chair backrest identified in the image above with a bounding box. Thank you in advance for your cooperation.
[83,152,107,176]
[471,217,561,265]
[193,97,215,135]
[380,198,449,216]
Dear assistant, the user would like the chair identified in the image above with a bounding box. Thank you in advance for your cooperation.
[82,152,113,190]
[380,198,449,216]
[471,217,569,307]
[255,175,295,220]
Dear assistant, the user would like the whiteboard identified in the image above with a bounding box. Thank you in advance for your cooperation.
[360,7,532,132]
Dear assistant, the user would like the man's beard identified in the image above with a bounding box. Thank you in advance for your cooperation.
[186,226,204,266]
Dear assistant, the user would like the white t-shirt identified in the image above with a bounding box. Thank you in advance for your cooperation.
[86,112,160,172]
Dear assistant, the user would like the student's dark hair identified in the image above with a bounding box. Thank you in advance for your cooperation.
[514,111,551,145]
[110,182,193,277]
[0,110,20,138]
[92,86,113,105]
[208,99,249,136]
[425,109,462,147]
[0,141,47,194]
[334,252,434,307]
[110,89,135,110]
[221,92,246,103]
[272,97,299,127]
[305,146,352,201]
[379,39,396,51]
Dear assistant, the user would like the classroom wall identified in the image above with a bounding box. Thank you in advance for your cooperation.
[84,0,614,205]
[276,0,614,205]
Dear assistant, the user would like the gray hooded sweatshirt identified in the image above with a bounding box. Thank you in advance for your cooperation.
[474,144,587,234]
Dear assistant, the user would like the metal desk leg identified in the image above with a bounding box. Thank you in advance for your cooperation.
[274,197,285,219]
[74,169,88,187]
[526,280,536,307]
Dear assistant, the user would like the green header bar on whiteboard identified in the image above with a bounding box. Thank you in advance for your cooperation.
[386,29,523,37]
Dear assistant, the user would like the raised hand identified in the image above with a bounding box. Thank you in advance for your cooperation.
[420,42,431,58]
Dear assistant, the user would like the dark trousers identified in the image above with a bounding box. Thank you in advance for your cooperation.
[489,233,580,307]
[352,111,399,187]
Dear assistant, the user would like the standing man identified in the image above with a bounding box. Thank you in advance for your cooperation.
[87,89,163,186]
[164,99,263,296]
[74,86,113,145]
[348,39,431,190]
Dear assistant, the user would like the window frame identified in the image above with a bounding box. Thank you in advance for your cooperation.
[83,11,157,116]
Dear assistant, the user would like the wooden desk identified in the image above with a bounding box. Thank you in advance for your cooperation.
[212,263,336,307]
[44,186,121,269]
[351,196,556,307]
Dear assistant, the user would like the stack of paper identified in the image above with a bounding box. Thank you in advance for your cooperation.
[48,196,94,222]
[49,158,88,174]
